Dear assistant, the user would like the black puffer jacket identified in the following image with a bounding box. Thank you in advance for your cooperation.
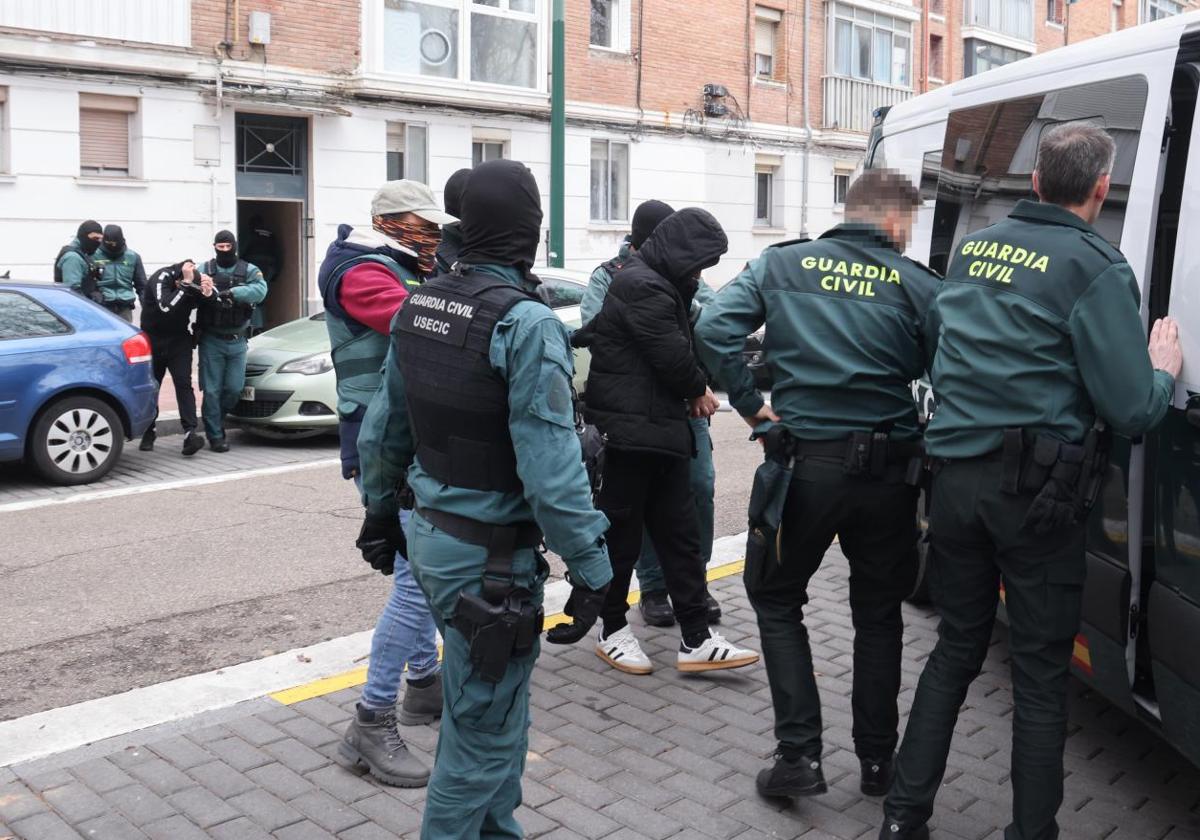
[577,208,728,458]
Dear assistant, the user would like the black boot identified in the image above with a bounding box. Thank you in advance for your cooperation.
[209,437,230,453]
[139,428,156,452]
[878,818,930,840]
[398,674,443,726]
[181,432,204,457]
[339,704,429,787]
[705,589,721,624]
[860,754,895,796]
[756,752,827,798]
[638,590,675,627]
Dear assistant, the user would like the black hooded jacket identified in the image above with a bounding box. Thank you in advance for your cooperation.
[577,208,728,458]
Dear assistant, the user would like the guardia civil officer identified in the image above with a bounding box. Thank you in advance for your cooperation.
[194,231,267,452]
[580,198,721,629]
[320,179,454,788]
[357,159,613,839]
[90,225,147,322]
[880,124,1182,840]
[55,220,103,291]
[695,169,940,801]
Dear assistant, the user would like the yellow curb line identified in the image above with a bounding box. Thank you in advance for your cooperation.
[270,556,747,706]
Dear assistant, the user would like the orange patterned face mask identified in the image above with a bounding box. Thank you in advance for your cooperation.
[373,215,442,278]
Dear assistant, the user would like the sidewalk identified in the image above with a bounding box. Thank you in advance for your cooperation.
[2,549,1199,840]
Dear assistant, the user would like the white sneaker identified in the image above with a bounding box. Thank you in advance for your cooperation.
[596,625,653,675]
[677,631,760,673]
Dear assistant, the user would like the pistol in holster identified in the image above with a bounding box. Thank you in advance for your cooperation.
[842,426,926,486]
[745,425,796,589]
[998,424,1111,534]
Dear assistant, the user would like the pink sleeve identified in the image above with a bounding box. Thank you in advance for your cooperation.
[338,263,410,335]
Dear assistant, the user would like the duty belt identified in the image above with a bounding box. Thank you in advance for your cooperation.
[417,507,542,602]
[786,433,924,483]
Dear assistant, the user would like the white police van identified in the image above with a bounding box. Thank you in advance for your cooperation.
[867,11,1200,768]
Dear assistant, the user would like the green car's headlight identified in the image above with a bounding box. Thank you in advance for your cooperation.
[278,352,333,375]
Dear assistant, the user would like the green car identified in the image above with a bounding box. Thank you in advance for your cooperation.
[230,269,590,439]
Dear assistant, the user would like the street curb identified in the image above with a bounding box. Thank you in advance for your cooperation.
[0,532,750,769]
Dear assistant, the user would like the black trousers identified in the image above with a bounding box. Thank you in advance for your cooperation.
[887,456,1085,840]
[744,455,918,762]
[596,448,710,640]
[148,332,198,435]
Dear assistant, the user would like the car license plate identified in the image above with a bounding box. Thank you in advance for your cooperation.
[240,386,255,402]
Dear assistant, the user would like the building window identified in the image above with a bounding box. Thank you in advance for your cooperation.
[829,3,912,88]
[386,122,428,183]
[755,7,782,80]
[755,167,776,227]
[833,171,851,206]
[1143,0,1181,20]
[966,0,1033,40]
[963,38,1030,77]
[1047,0,1063,23]
[472,139,506,167]
[929,34,944,80]
[590,139,629,222]
[382,0,540,90]
[590,0,627,50]
[79,94,136,178]
[929,0,944,15]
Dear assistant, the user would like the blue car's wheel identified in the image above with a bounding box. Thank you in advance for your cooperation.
[29,396,124,486]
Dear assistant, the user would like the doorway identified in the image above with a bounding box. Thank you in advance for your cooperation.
[238,199,303,331]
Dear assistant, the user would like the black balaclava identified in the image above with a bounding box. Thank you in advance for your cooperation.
[214,229,239,269]
[102,224,126,258]
[443,168,472,219]
[78,220,103,255]
[457,160,543,276]
[630,199,675,250]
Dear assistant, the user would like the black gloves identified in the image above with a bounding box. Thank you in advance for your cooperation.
[545,575,610,644]
[356,512,406,576]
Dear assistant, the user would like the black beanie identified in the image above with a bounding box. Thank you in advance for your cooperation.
[443,168,472,219]
[631,200,675,249]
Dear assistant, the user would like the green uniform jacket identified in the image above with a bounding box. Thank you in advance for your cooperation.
[58,239,93,290]
[583,240,716,327]
[695,223,942,440]
[92,246,147,306]
[927,200,1174,458]
[209,261,268,306]
[358,264,613,591]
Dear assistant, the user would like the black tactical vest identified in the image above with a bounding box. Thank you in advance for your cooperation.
[394,268,541,493]
[197,260,254,331]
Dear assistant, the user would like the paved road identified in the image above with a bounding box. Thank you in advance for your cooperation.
[4,565,1199,840]
[0,414,761,720]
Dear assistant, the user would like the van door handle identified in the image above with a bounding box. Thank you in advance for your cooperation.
[1186,394,1200,429]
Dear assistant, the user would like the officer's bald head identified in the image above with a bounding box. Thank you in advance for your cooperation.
[844,169,920,251]
[1034,123,1115,220]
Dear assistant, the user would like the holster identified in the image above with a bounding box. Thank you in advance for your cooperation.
[745,426,796,589]
[424,507,546,684]
[1000,425,1111,533]
[840,428,925,484]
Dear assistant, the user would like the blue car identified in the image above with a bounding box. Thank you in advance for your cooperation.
[0,281,157,485]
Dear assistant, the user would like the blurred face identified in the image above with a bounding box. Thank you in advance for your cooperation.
[877,206,916,252]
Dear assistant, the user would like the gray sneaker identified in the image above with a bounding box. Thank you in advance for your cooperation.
[399,674,443,726]
[339,704,430,787]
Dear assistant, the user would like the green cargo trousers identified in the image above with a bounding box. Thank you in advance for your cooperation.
[886,455,1086,840]
[405,511,543,840]
[197,333,247,442]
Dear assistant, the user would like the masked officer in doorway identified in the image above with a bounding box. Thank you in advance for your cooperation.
[55,220,103,293]
[881,124,1182,840]
[580,199,722,628]
[695,169,940,801]
[357,159,612,839]
[90,225,147,322]
[194,231,267,452]
[320,180,455,788]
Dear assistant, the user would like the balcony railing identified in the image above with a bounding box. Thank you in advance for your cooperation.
[823,76,913,134]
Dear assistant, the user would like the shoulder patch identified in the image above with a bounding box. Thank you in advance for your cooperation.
[1079,232,1126,266]
[765,237,812,251]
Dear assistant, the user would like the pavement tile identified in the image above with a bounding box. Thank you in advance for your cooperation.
[125,757,197,797]
[141,814,215,840]
[245,764,318,802]
[17,771,74,794]
[538,795,621,839]
[107,747,157,771]
[224,716,291,748]
[68,759,134,795]
[228,788,306,832]
[302,766,378,805]
[208,816,275,840]
[76,811,150,839]
[207,738,277,773]
[514,803,558,836]
[522,777,560,809]
[289,790,367,834]
[186,762,257,799]
[41,782,109,824]
[661,796,748,839]
[348,794,424,836]
[543,769,621,811]
[255,704,303,726]
[99,783,175,827]
[263,740,332,776]
[167,786,241,828]
[293,699,350,729]
[542,746,618,783]
[599,796,685,840]
[8,811,83,840]
[336,823,402,840]
[274,820,340,840]
[278,717,342,750]
[147,737,213,770]
[0,782,49,824]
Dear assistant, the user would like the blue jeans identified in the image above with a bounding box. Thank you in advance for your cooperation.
[358,504,441,710]
[198,334,247,441]
[635,416,716,592]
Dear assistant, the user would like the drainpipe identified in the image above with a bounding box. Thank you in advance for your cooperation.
[549,0,566,268]
[921,0,930,92]
[800,0,812,238]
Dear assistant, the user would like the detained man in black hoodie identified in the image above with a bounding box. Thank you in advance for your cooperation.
[139,260,206,456]
[575,208,760,675]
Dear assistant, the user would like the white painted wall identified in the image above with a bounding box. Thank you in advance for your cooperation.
[0,72,861,309]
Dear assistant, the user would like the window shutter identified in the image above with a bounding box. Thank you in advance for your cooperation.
[0,87,7,104]
[80,108,130,173]
[755,18,775,56]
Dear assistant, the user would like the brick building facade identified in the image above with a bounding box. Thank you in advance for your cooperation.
[0,0,1194,325]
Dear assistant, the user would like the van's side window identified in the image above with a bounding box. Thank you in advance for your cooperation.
[928,75,1148,268]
